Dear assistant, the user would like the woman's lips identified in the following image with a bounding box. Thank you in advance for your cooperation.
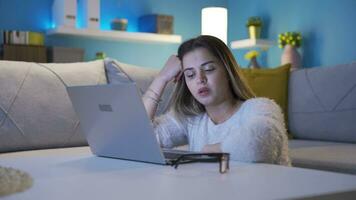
[198,87,210,97]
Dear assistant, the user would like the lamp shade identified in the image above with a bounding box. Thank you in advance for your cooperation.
[201,7,228,44]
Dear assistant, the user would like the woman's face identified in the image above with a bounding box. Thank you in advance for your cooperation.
[182,47,233,107]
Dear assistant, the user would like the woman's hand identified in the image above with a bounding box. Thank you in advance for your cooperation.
[157,55,183,84]
[202,143,222,153]
[143,55,182,120]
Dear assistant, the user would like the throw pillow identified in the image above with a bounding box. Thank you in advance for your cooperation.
[240,64,291,134]
[288,62,356,143]
[0,60,107,153]
[104,58,174,116]
[104,58,133,84]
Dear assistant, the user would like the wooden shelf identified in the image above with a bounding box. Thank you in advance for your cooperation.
[230,39,275,50]
[47,27,182,44]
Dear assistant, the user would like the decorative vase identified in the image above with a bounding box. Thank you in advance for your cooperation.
[248,25,261,39]
[281,44,301,71]
[248,57,260,69]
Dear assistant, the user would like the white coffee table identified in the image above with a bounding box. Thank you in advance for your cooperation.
[1,147,356,200]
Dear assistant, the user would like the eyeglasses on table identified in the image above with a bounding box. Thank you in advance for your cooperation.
[170,152,230,174]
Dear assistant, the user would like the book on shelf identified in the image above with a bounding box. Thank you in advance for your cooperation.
[2,30,45,46]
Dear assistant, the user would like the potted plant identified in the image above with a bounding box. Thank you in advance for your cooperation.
[246,16,262,39]
[244,50,260,69]
[278,32,302,70]
[278,32,302,48]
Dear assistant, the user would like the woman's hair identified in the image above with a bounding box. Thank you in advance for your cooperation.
[169,35,255,118]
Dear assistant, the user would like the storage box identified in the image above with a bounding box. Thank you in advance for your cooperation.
[52,0,77,28]
[2,44,47,63]
[138,14,173,34]
[47,47,84,63]
[78,0,100,29]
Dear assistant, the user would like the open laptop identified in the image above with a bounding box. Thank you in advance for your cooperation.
[66,83,194,165]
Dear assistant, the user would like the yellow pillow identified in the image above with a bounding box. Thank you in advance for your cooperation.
[241,64,291,133]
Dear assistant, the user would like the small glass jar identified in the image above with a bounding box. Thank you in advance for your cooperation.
[111,18,128,31]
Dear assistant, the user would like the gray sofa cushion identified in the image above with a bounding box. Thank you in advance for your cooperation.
[289,139,356,174]
[0,60,107,153]
[288,62,356,143]
[0,59,174,153]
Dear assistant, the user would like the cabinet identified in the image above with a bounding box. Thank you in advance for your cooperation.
[1,44,47,63]
[0,44,85,63]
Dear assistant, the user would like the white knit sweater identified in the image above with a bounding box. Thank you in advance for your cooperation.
[154,97,291,166]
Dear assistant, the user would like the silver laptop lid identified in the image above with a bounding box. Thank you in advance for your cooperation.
[66,83,166,164]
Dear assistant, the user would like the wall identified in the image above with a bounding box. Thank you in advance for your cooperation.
[1,0,355,68]
[228,0,356,68]
[0,0,227,68]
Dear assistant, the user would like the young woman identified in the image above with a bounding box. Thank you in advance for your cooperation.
[143,35,290,166]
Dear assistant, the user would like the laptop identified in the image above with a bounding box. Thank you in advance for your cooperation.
[66,83,194,165]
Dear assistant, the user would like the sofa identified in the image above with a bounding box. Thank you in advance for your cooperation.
[287,62,356,174]
[0,59,355,174]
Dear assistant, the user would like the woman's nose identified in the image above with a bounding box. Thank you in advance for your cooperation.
[197,71,207,83]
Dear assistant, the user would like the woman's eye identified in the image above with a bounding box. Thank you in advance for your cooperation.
[204,66,215,72]
[184,71,195,78]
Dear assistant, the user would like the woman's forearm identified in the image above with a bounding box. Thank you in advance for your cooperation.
[143,76,169,120]
[144,55,182,120]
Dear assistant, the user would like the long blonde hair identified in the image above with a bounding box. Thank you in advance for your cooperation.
[169,35,255,118]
